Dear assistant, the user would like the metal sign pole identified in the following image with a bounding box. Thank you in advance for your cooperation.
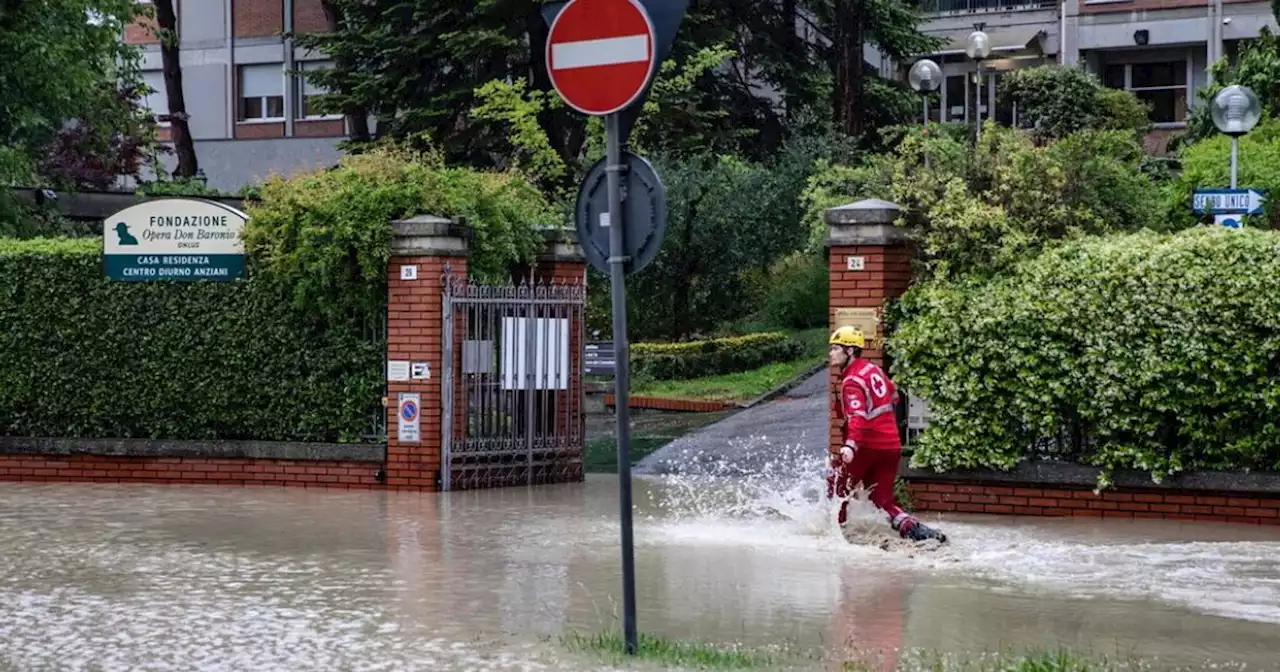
[604,111,639,655]
[1230,136,1239,189]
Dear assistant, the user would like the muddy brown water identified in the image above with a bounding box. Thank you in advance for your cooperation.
[1,473,1278,671]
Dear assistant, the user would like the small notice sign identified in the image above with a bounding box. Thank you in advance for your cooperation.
[411,362,430,380]
[834,308,881,348]
[388,360,410,381]
[398,393,421,443]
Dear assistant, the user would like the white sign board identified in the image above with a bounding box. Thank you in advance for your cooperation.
[388,360,410,381]
[398,393,421,443]
[400,265,418,280]
[846,256,865,271]
[501,317,570,390]
[411,362,430,380]
[103,198,248,281]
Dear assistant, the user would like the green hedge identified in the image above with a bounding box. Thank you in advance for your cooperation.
[891,227,1280,487]
[632,332,805,380]
[0,238,382,442]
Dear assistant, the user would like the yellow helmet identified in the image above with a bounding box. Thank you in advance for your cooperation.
[829,326,866,348]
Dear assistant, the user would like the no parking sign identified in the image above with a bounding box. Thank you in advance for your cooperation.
[398,393,420,443]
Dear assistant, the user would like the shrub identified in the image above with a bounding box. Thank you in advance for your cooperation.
[243,142,552,325]
[632,332,805,380]
[890,125,1163,280]
[0,238,382,442]
[998,66,1149,141]
[758,250,828,330]
[891,227,1280,486]
[1164,117,1280,230]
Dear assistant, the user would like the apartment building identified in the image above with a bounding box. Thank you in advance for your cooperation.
[127,0,347,193]
[900,0,1280,154]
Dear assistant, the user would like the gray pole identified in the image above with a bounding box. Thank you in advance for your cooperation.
[604,111,638,656]
[1230,136,1239,189]
[922,96,928,127]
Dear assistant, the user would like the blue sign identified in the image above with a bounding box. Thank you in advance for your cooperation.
[401,400,418,422]
[1192,188,1267,215]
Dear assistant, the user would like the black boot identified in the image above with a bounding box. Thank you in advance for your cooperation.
[896,516,947,544]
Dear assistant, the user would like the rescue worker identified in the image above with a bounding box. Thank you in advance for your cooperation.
[826,326,947,544]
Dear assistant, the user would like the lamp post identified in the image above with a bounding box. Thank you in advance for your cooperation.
[965,27,991,144]
[908,58,943,127]
[909,59,943,170]
[1210,85,1261,189]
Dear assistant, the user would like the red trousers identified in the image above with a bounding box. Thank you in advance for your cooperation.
[826,447,908,525]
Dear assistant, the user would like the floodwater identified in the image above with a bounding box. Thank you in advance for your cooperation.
[1,451,1279,671]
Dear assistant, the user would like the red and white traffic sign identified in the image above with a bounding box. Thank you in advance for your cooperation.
[546,0,657,116]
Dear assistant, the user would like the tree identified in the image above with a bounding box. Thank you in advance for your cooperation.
[291,0,532,164]
[0,0,152,189]
[150,0,198,178]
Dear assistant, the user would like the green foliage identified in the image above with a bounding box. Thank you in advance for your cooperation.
[799,155,894,252]
[892,227,1280,486]
[0,0,152,186]
[998,66,1149,140]
[0,238,381,442]
[606,138,833,340]
[754,251,830,330]
[136,177,225,198]
[633,332,805,381]
[1165,118,1280,230]
[1186,27,1280,144]
[242,143,551,325]
[806,125,1162,282]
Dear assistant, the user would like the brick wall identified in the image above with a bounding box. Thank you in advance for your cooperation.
[124,14,160,44]
[235,0,283,37]
[0,455,380,489]
[295,119,346,137]
[906,481,1280,525]
[385,255,460,490]
[826,222,913,455]
[235,122,286,139]
[293,0,331,34]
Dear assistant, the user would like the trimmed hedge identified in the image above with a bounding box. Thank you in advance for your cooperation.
[891,227,1280,487]
[632,332,805,380]
[0,238,382,442]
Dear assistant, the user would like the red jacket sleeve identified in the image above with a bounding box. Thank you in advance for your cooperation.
[841,376,869,446]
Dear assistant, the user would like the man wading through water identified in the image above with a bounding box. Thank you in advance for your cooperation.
[826,326,947,544]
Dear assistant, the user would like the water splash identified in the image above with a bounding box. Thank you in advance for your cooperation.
[640,434,905,549]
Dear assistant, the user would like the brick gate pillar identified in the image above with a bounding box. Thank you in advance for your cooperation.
[825,199,913,453]
[385,215,468,491]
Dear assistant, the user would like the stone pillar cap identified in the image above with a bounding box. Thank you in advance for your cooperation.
[391,214,469,256]
[537,226,586,263]
[825,199,904,225]
[825,199,910,247]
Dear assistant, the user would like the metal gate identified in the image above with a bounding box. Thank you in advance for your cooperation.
[440,271,587,491]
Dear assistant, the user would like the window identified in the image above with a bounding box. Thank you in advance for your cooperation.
[1102,60,1189,124]
[295,61,337,119]
[239,64,284,121]
[141,70,169,123]
[945,75,966,123]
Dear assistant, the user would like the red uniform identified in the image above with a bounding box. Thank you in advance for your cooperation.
[827,358,915,530]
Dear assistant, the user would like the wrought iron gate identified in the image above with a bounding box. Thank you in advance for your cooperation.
[440,271,587,491]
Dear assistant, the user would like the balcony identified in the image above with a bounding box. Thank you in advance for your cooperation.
[917,0,1057,14]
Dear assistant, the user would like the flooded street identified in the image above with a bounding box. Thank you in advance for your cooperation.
[2,463,1279,671]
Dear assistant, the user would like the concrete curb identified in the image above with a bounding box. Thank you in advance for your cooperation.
[0,436,385,463]
[737,361,826,409]
[900,458,1280,494]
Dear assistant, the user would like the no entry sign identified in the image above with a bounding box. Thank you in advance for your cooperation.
[546,0,657,116]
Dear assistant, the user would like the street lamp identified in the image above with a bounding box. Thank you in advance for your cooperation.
[908,59,943,127]
[965,27,991,143]
[1210,84,1261,189]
